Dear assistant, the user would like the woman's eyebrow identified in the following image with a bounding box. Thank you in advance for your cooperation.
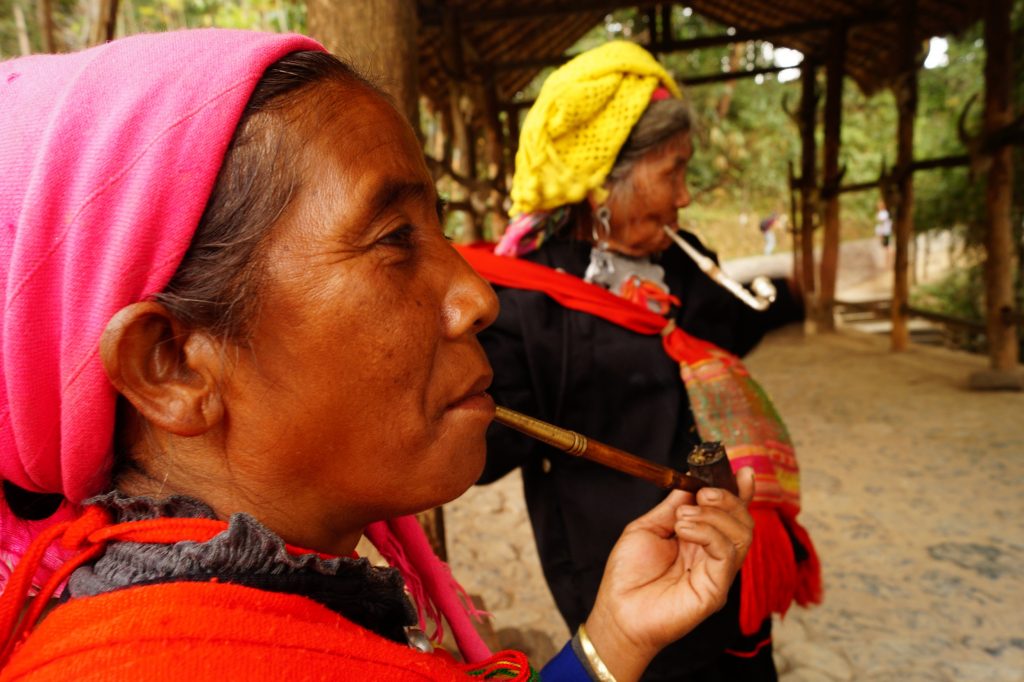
[367,179,435,222]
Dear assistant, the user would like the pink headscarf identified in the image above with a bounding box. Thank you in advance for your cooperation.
[0,27,319,585]
[0,30,490,662]
[0,28,322,588]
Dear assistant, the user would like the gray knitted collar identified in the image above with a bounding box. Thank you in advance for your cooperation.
[68,491,393,598]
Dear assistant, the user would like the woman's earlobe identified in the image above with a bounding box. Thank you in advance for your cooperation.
[100,302,225,436]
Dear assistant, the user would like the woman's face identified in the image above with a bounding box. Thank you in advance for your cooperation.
[220,85,498,552]
[603,131,693,257]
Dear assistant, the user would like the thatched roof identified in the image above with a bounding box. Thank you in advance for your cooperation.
[417,0,983,107]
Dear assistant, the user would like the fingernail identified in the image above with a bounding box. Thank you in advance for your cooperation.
[702,489,721,501]
[678,505,700,516]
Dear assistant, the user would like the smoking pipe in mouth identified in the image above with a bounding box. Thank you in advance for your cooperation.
[493,406,738,496]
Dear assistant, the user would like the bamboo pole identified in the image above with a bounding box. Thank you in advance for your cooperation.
[970,0,1021,389]
[819,24,847,332]
[890,0,917,352]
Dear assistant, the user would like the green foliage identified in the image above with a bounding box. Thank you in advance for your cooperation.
[512,7,1018,266]
[910,263,990,352]
[0,0,305,57]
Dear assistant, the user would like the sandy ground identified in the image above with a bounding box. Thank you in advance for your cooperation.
[443,238,1024,680]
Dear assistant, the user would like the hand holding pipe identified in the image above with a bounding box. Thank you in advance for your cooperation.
[493,406,738,495]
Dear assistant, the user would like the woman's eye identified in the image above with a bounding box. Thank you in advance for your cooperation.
[378,224,415,249]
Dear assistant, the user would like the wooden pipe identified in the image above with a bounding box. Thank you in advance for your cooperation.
[494,406,737,495]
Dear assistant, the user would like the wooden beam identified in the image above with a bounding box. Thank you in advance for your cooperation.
[971,0,1021,388]
[818,24,847,331]
[890,0,917,352]
[501,64,801,111]
[836,154,971,195]
[650,12,885,53]
[420,0,660,26]
[679,64,798,86]
[488,12,886,73]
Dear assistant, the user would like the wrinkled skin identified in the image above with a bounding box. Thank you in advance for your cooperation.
[600,131,693,257]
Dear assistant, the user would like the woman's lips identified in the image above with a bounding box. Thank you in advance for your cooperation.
[448,390,495,414]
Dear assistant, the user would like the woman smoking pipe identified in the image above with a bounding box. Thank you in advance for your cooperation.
[0,31,754,682]
[468,40,820,682]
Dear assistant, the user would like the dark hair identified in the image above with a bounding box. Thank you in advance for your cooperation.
[605,97,694,187]
[153,50,378,341]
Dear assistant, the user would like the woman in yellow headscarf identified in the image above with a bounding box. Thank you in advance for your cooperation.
[467,41,819,681]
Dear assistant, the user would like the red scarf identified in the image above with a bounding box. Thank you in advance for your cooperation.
[458,244,822,634]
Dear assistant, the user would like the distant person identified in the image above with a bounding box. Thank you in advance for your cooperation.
[759,212,779,255]
[875,200,893,266]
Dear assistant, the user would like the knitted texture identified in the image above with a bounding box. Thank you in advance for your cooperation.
[509,41,681,215]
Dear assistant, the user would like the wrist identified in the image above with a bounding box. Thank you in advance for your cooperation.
[581,609,657,682]
[573,623,617,682]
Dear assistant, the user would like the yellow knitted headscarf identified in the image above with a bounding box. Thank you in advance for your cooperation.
[509,41,682,216]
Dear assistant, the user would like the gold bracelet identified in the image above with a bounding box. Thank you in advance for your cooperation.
[576,623,618,682]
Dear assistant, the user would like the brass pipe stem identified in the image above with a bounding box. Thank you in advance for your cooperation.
[493,406,707,494]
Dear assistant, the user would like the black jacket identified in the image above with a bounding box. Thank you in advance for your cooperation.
[478,233,801,681]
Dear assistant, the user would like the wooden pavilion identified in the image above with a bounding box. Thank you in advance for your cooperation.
[301,0,1020,561]
[306,0,1018,392]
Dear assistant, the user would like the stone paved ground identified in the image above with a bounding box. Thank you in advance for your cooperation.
[445,326,1024,680]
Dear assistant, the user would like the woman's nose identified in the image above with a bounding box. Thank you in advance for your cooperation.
[675,182,692,209]
[443,250,500,338]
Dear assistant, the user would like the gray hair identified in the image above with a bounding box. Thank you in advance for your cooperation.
[605,98,694,187]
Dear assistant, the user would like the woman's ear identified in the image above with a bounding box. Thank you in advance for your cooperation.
[100,302,225,437]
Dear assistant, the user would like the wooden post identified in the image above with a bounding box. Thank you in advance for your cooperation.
[788,160,801,284]
[970,0,1022,389]
[799,62,819,313]
[890,0,917,352]
[644,7,659,48]
[506,105,521,162]
[660,4,673,43]
[88,0,119,46]
[482,72,508,237]
[36,0,56,52]
[306,0,419,126]
[818,24,846,331]
[12,1,31,55]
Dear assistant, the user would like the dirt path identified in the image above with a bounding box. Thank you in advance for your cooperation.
[445,327,1024,680]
